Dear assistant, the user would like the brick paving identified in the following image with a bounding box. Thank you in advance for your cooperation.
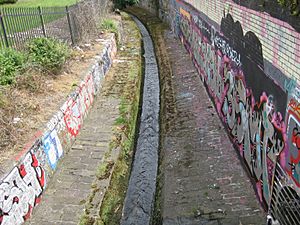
[159,24,267,225]
[25,93,120,225]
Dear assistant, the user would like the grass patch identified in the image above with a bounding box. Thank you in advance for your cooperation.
[96,161,114,180]
[114,116,127,125]
[98,87,140,224]
[79,214,95,225]
[99,18,119,44]
[99,19,118,34]
[78,13,142,225]
[97,21,142,224]
[2,0,78,7]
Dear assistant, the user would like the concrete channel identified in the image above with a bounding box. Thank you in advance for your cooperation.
[121,15,160,225]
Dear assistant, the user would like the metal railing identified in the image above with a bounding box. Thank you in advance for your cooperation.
[269,162,300,225]
[0,5,79,49]
[0,0,110,49]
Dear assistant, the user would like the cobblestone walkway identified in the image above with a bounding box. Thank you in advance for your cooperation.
[160,31,267,225]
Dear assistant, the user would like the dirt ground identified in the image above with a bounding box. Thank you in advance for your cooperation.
[0,34,113,164]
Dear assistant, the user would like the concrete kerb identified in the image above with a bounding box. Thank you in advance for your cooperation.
[0,34,117,225]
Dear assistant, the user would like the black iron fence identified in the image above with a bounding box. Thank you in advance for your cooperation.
[0,0,109,49]
[0,6,79,49]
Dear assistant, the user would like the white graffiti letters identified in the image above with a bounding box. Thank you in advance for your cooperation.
[0,152,45,225]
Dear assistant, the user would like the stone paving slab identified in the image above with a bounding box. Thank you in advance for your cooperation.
[160,28,267,225]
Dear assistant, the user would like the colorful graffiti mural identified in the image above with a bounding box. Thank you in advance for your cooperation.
[0,151,45,224]
[168,0,300,220]
[0,35,117,225]
[286,97,300,187]
[168,0,300,93]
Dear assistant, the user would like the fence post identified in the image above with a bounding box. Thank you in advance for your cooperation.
[66,6,75,45]
[0,8,9,48]
[38,6,46,37]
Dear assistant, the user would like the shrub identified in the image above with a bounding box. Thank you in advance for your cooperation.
[0,48,24,85]
[27,37,70,74]
[114,0,139,9]
[277,0,300,16]
[0,0,18,4]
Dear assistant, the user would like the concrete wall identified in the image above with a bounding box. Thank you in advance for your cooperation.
[0,34,117,225]
[142,0,300,223]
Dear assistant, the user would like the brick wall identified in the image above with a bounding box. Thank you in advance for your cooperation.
[149,0,300,223]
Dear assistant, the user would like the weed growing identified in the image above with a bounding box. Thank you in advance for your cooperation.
[98,58,142,225]
[76,13,142,225]
[0,37,71,88]
[99,19,118,34]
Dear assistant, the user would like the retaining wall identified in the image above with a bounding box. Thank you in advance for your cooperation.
[142,0,300,223]
[0,34,117,225]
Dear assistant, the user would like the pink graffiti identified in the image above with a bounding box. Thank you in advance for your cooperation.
[179,9,286,205]
[286,100,300,187]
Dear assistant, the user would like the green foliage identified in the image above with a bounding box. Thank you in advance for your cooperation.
[277,0,300,16]
[100,19,118,34]
[114,0,139,9]
[0,0,18,5]
[79,214,94,225]
[2,0,76,7]
[27,37,70,74]
[0,48,24,85]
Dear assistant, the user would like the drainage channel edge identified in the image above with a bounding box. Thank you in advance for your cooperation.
[121,15,160,225]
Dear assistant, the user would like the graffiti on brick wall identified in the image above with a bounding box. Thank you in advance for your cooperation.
[47,39,116,142]
[286,97,300,187]
[92,62,104,94]
[173,0,299,207]
[63,74,95,137]
[43,130,63,170]
[47,111,65,134]
[0,148,46,225]
[171,0,300,98]
[78,73,95,118]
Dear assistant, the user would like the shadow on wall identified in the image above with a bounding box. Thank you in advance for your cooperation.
[168,0,300,223]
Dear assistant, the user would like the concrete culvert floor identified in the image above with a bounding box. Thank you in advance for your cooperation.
[121,15,160,225]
